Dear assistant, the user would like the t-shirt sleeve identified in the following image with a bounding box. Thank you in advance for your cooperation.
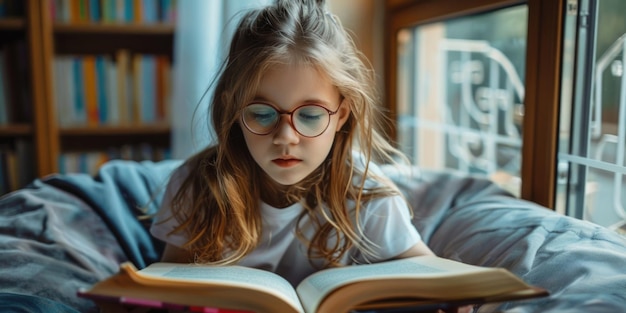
[357,194,422,262]
[149,165,190,248]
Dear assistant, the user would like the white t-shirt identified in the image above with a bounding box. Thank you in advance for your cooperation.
[150,163,422,286]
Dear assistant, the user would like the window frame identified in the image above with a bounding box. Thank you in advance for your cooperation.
[385,0,565,209]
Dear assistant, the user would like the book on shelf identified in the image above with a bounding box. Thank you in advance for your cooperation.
[53,52,172,126]
[78,255,549,313]
[58,144,171,175]
[49,0,177,24]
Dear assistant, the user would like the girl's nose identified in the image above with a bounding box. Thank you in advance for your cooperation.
[272,116,300,145]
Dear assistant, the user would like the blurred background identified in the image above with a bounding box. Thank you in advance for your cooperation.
[0,0,624,235]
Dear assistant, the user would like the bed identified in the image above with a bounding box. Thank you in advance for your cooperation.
[0,159,625,312]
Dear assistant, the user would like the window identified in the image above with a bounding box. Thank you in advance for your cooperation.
[387,1,563,209]
[387,0,625,235]
[557,0,626,233]
[395,5,528,196]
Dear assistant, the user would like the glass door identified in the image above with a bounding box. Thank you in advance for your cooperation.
[557,0,626,234]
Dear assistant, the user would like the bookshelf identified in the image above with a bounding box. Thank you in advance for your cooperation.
[0,0,38,194]
[0,0,176,194]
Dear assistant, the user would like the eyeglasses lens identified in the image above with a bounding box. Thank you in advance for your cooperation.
[242,104,330,137]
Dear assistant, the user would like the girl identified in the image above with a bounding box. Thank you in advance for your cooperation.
[150,0,443,301]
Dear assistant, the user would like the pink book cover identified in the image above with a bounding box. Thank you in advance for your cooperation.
[77,290,253,313]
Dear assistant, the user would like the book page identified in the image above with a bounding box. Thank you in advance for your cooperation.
[136,263,304,312]
[296,255,529,313]
[302,259,447,292]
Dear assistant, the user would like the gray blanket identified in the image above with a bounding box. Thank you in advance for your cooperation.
[0,160,624,312]
[387,166,626,312]
[0,159,180,312]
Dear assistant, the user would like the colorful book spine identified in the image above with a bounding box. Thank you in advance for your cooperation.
[50,0,176,22]
[105,55,119,125]
[95,55,108,123]
[88,0,100,21]
[82,55,99,125]
[72,56,87,124]
[141,0,157,23]
[141,54,155,123]
[131,53,142,123]
[52,51,171,127]
[155,55,165,122]
[52,56,66,126]
[77,0,89,22]
[115,49,130,124]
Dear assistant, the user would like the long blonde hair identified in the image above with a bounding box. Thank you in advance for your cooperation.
[167,0,409,267]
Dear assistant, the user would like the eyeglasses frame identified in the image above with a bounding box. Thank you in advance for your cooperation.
[241,102,342,138]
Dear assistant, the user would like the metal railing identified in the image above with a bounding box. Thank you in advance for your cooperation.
[592,33,626,222]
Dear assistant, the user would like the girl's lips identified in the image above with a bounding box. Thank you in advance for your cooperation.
[272,158,301,167]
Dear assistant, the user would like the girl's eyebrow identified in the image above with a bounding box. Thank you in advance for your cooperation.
[251,95,335,107]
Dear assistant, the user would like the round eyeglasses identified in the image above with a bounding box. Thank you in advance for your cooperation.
[241,103,340,138]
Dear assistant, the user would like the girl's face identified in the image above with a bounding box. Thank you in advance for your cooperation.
[240,63,350,186]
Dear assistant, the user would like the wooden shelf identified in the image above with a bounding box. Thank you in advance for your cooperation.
[54,22,174,34]
[0,18,25,42]
[53,23,174,55]
[59,124,170,136]
[0,124,32,136]
[0,18,25,30]
[59,124,171,152]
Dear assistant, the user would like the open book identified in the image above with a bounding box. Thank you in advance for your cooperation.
[78,255,548,313]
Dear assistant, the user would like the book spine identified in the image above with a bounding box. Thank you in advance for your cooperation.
[101,0,115,23]
[64,57,77,125]
[52,57,65,126]
[160,0,173,22]
[72,56,87,124]
[89,0,100,22]
[0,49,8,125]
[155,55,165,122]
[77,0,89,22]
[124,0,133,22]
[95,55,108,124]
[141,54,155,123]
[61,0,71,22]
[141,0,157,23]
[54,56,75,126]
[133,0,141,22]
[115,0,125,22]
[82,55,98,125]
[106,56,119,125]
